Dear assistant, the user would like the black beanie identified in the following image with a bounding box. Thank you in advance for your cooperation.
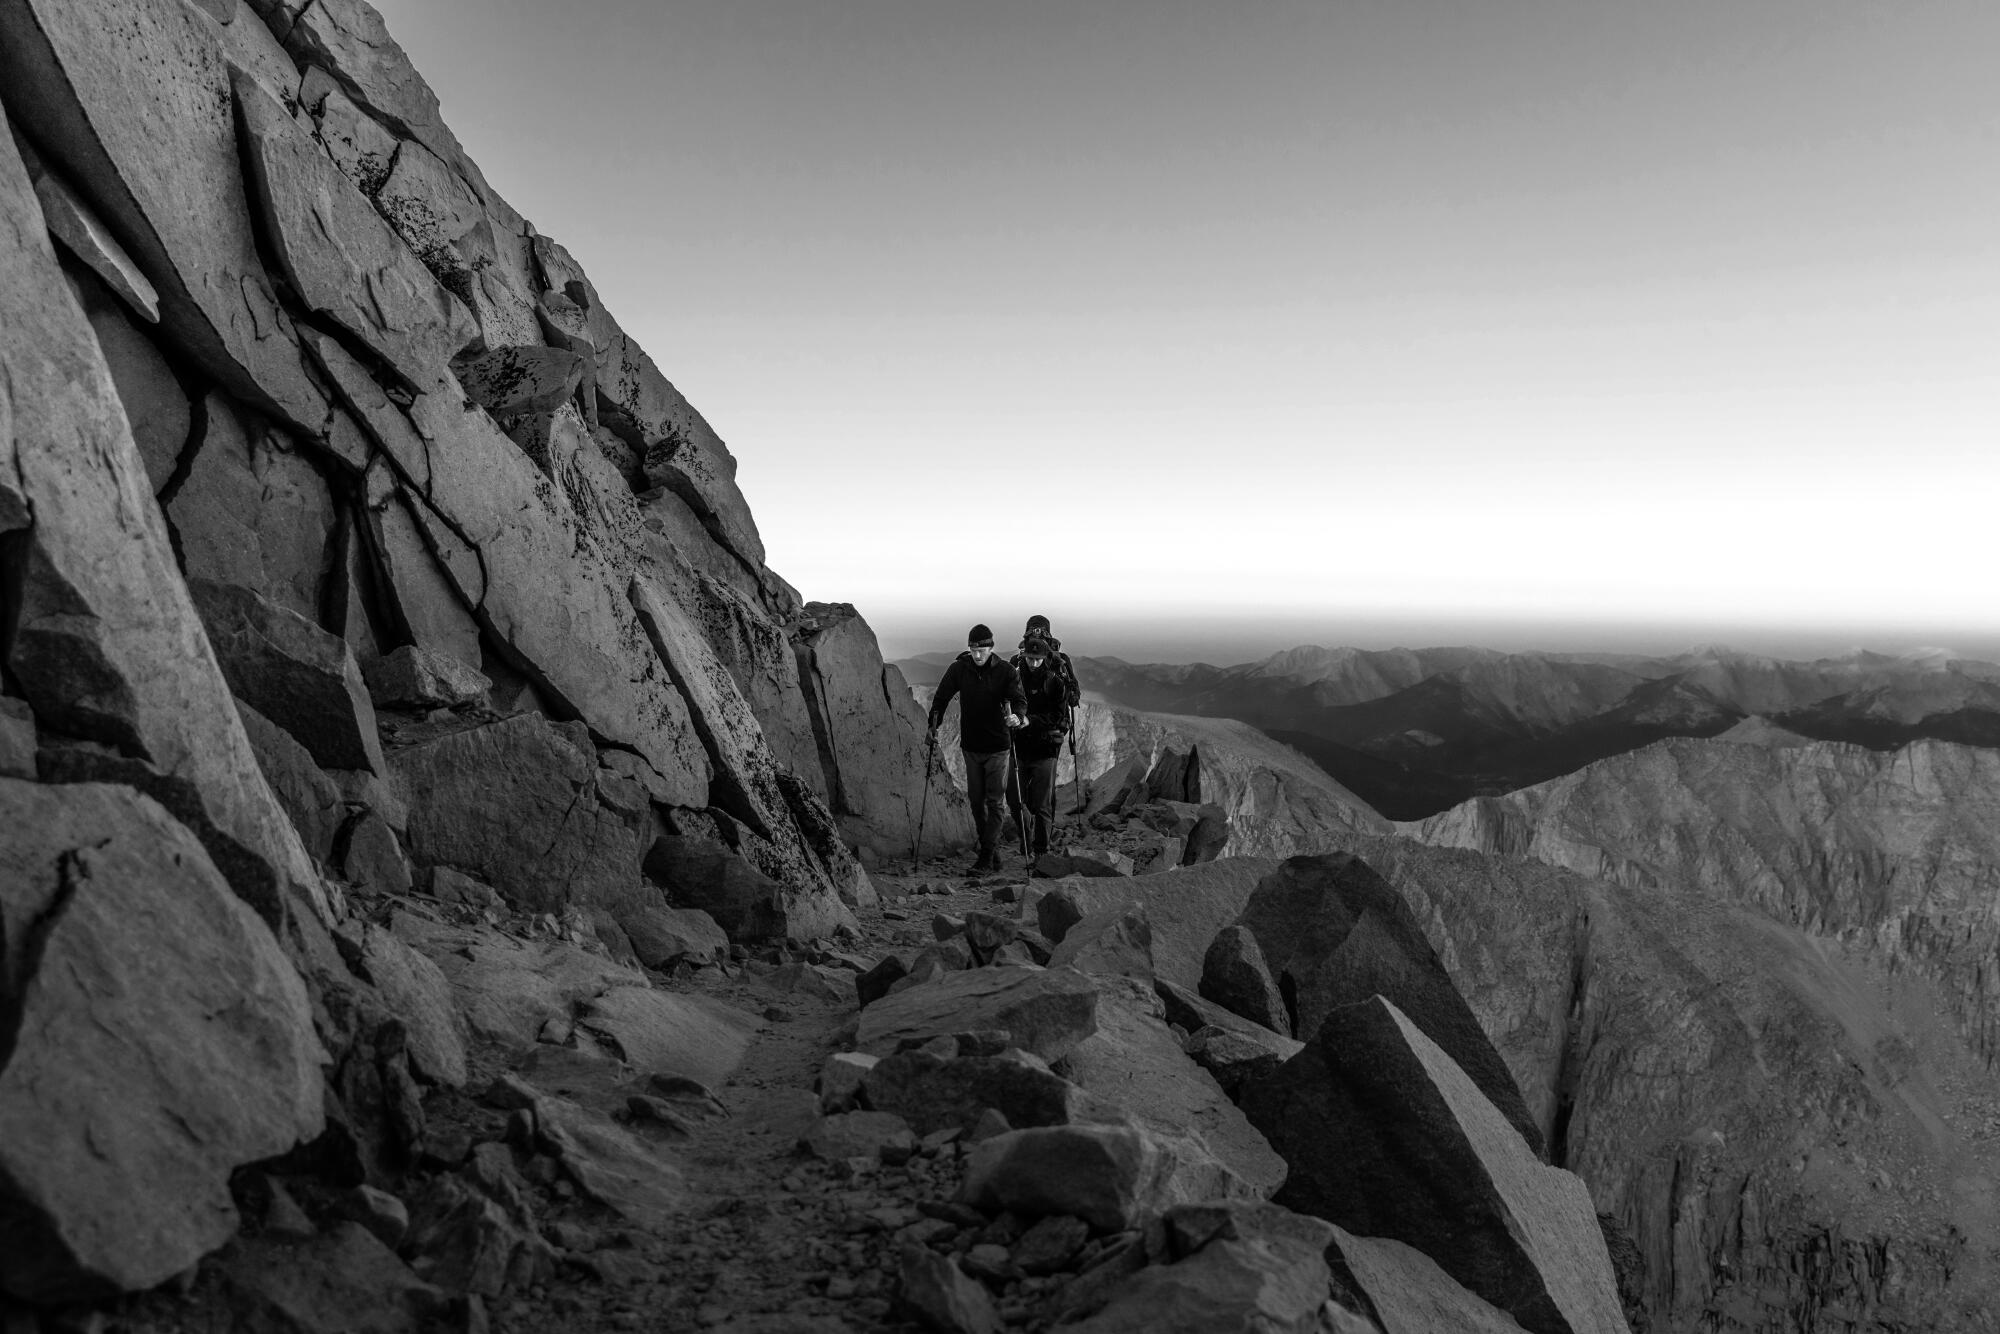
[1026,614,1052,634]
[1021,633,1052,657]
[967,624,994,646]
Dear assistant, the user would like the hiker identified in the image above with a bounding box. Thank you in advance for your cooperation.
[1021,614,1082,713]
[926,623,1028,873]
[1011,614,1084,828]
[1008,631,1070,860]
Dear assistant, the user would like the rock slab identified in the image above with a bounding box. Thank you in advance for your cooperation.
[1243,995,1628,1334]
[1235,853,1541,1151]
[0,780,323,1303]
[856,966,1099,1062]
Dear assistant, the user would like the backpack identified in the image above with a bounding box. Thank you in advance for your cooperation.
[1054,650,1081,712]
[1016,649,1081,736]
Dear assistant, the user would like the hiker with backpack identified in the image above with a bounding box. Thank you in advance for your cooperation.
[926,624,1029,874]
[1008,631,1071,861]
[1021,614,1083,712]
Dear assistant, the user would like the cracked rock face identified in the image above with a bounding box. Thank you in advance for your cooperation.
[0,0,325,430]
[235,72,478,390]
[0,112,325,930]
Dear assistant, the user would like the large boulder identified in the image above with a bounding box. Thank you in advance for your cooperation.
[1233,853,1541,1151]
[390,713,644,914]
[1242,996,1628,1334]
[793,602,974,860]
[0,780,323,1303]
[855,966,1099,1062]
[0,0,326,428]
[0,116,324,928]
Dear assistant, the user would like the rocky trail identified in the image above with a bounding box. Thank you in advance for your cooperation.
[68,826,1320,1334]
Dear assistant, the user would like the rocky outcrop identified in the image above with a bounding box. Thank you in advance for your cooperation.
[1231,853,1543,1152]
[795,601,974,863]
[1243,995,1627,1334]
[0,108,325,932]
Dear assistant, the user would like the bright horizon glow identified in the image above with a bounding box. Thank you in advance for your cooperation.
[371,0,2000,661]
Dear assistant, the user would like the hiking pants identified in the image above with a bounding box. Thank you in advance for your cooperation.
[1015,754,1057,855]
[963,748,1010,859]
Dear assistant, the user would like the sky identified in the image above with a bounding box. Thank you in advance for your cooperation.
[373,0,2000,664]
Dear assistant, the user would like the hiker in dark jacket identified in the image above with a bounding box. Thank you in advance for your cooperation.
[927,623,1028,873]
[1008,632,1069,859]
[1020,614,1082,712]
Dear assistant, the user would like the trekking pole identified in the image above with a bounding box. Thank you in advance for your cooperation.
[911,729,936,874]
[1068,722,1085,817]
[1006,719,1030,861]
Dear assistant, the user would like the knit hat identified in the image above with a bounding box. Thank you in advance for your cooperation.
[967,624,995,646]
[1025,614,1052,634]
[1021,633,1052,658]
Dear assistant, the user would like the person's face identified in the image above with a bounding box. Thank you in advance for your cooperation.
[969,644,994,663]
[1025,654,1046,671]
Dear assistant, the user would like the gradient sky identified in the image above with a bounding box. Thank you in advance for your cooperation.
[373,0,2000,662]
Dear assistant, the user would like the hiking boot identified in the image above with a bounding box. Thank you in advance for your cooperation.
[966,853,996,876]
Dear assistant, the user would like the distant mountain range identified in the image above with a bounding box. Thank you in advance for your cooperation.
[894,644,2000,819]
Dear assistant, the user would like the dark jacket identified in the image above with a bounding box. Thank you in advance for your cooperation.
[928,652,1028,753]
[1010,654,1070,762]
[1017,632,1081,710]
